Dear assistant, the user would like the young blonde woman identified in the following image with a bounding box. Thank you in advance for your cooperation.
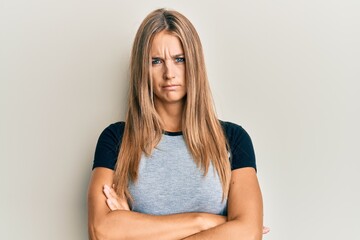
[88,8,269,240]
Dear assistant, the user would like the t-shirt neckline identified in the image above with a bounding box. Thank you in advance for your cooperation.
[163,130,183,136]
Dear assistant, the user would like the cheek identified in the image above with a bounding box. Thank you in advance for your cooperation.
[174,65,185,76]
[178,66,186,83]
[151,69,162,85]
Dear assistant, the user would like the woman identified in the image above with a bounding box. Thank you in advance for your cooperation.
[88,8,267,240]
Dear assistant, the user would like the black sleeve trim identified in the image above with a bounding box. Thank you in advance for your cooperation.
[220,120,257,171]
[92,122,125,170]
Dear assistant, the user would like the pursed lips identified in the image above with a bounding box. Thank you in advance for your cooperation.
[162,84,181,90]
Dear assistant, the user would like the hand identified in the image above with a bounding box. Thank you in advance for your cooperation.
[102,185,269,234]
[103,184,130,211]
[263,226,270,234]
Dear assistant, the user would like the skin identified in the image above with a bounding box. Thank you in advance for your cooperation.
[88,168,227,240]
[103,172,270,238]
[150,31,187,132]
[87,30,269,240]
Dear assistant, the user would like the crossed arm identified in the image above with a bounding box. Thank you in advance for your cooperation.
[87,167,266,240]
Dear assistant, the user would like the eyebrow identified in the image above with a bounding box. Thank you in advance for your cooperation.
[172,53,185,58]
[151,53,185,58]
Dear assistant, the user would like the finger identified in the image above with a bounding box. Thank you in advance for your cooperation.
[109,187,124,204]
[103,186,112,199]
[113,192,130,210]
[104,189,121,209]
[105,185,130,210]
[106,198,118,211]
[104,184,111,190]
[106,188,122,209]
[108,187,119,199]
[119,199,131,210]
[262,226,270,234]
[111,196,122,209]
[108,196,129,211]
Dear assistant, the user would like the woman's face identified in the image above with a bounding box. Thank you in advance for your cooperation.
[150,31,186,107]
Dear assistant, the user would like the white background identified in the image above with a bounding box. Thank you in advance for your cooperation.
[1,0,359,239]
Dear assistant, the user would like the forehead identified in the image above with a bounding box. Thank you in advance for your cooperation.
[150,31,184,55]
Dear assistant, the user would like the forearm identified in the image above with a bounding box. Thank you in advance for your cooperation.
[88,168,226,240]
[182,219,262,240]
[92,210,213,240]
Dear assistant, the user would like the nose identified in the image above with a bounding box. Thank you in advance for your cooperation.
[164,61,175,80]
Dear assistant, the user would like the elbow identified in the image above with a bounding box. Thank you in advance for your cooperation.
[252,230,263,240]
[231,220,263,240]
[88,221,113,240]
[89,219,128,240]
[88,222,103,240]
[247,225,263,240]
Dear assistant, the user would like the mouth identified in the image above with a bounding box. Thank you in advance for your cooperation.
[162,84,181,90]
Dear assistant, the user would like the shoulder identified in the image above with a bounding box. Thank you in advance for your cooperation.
[92,121,125,170]
[100,121,125,140]
[219,120,257,171]
[220,120,247,138]
[220,120,251,147]
[97,121,126,149]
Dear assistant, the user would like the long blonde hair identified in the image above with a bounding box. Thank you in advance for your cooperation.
[113,8,231,202]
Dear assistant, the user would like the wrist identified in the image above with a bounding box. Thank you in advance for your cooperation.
[196,213,227,231]
[195,213,214,231]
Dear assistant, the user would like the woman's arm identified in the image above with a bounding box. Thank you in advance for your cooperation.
[87,167,226,240]
[182,167,263,240]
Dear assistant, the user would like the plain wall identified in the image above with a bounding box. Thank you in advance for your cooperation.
[1,0,359,239]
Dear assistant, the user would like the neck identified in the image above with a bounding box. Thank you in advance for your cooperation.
[154,100,184,132]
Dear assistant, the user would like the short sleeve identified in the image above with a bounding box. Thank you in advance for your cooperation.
[92,122,125,170]
[220,121,257,171]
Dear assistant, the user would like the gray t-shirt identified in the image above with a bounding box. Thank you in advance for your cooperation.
[93,121,256,216]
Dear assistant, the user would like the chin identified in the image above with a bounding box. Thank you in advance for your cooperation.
[156,97,185,105]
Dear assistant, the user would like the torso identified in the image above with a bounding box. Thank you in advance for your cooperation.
[128,132,227,215]
[93,120,257,216]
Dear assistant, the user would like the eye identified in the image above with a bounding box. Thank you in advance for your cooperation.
[152,58,162,65]
[175,57,185,63]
